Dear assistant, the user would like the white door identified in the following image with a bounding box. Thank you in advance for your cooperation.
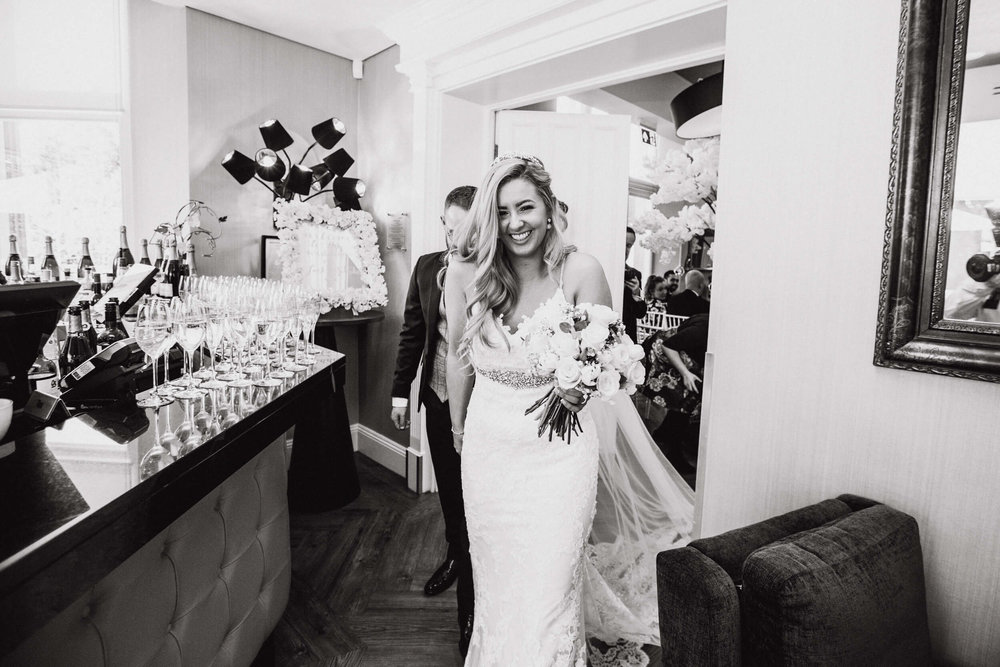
[495,110,631,310]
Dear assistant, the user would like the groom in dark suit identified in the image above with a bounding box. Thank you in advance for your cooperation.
[391,185,476,656]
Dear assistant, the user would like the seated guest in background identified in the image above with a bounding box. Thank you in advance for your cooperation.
[644,275,669,312]
[645,312,710,479]
[622,226,646,342]
[663,270,680,301]
[666,269,711,316]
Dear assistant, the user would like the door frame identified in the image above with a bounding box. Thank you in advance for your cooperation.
[389,2,726,525]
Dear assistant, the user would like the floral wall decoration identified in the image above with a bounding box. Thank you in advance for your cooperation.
[274,200,388,314]
[634,137,719,255]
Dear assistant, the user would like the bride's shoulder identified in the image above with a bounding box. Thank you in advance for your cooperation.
[561,251,604,279]
[561,251,612,305]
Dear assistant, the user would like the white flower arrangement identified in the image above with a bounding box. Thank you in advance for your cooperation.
[635,137,719,252]
[520,297,646,443]
[273,199,388,314]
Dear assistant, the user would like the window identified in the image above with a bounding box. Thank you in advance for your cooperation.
[0,0,126,277]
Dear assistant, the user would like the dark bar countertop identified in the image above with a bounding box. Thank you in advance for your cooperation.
[0,348,348,656]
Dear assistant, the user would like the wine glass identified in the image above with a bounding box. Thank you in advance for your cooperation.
[253,298,283,387]
[139,405,175,480]
[171,296,207,400]
[135,298,174,408]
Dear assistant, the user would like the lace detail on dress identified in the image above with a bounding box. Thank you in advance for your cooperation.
[587,639,649,667]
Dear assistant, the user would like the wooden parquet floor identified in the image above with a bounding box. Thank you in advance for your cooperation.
[276,453,465,666]
[276,453,663,667]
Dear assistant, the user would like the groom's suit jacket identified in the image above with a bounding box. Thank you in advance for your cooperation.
[392,251,448,410]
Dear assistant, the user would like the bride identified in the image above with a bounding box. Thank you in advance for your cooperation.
[445,154,695,666]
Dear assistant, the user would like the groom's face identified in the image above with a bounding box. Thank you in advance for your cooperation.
[442,204,469,251]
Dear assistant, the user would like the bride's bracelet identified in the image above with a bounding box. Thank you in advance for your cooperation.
[451,426,465,436]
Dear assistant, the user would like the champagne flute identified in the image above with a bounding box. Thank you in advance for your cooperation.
[172,296,207,399]
[135,298,174,408]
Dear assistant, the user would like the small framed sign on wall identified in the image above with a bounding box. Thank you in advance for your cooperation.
[261,235,281,280]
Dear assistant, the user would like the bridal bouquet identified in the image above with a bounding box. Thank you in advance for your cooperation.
[521,300,646,443]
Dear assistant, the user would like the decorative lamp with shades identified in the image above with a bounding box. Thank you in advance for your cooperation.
[220,116,365,210]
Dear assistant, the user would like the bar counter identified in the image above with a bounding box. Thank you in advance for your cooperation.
[0,348,358,662]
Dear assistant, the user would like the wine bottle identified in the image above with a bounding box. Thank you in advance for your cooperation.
[5,235,21,277]
[77,237,95,278]
[150,239,163,270]
[8,259,25,284]
[41,236,60,279]
[112,226,135,278]
[96,299,128,350]
[139,239,151,265]
[183,241,198,278]
[162,238,181,298]
[79,301,100,351]
[91,272,103,304]
[60,306,94,374]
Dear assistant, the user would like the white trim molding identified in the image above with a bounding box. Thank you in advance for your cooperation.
[356,423,408,478]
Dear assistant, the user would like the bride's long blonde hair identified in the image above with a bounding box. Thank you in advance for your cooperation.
[453,156,572,356]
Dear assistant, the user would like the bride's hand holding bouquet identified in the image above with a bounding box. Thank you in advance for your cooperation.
[522,300,646,443]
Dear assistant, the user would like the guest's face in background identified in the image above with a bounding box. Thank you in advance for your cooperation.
[653,282,670,301]
[625,231,636,260]
[666,275,679,293]
[497,178,548,259]
[442,204,468,251]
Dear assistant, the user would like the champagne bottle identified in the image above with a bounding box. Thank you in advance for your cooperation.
[41,236,60,278]
[139,239,151,265]
[5,235,21,277]
[8,258,25,284]
[150,239,163,270]
[60,306,94,374]
[96,299,128,350]
[112,226,135,278]
[26,256,37,280]
[91,272,103,304]
[162,238,181,298]
[77,237,95,278]
[79,301,99,351]
[183,241,198,278]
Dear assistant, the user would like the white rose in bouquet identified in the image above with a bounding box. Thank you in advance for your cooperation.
[551,331,580,359]
[555,357,583,389]
[580,323,611,350]
[579,363,601,387]
[537,351,560,375]
[596,369,621,399]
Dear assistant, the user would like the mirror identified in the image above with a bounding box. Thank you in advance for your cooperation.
[875,0,1000,381]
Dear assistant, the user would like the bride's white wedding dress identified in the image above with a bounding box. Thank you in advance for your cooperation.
[462,288,695,667]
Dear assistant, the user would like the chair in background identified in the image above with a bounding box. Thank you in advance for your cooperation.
[656,494,933,666]
[637,311,687,343]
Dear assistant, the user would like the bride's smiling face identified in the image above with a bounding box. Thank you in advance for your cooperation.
[496,177,549,259]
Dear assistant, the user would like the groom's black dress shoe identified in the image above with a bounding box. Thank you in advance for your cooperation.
[458,612,474,657]
[424,558,459,596]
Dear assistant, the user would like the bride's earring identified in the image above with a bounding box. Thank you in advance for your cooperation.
[547,218,552,228]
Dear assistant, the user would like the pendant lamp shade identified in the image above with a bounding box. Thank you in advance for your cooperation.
[221,150,256,184]
[259,119,294,151]
[285,164,314,196]
[255,148,286,182]
[670,71,724,139]
[323,148,355,177]
[312,118,346,149]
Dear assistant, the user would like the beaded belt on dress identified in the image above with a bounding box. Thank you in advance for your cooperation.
[477,367,553,389]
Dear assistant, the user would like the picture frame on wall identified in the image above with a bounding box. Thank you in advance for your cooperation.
[261,235,281,280]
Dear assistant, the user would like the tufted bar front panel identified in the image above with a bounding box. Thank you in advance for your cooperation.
[3,437,291,667]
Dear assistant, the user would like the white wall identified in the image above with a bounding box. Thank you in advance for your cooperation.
[702,2,1000,664]
[128,0,189,238]
[356,45,413,445]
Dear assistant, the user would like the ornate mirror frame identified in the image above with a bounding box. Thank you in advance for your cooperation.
[873,0,1000,381]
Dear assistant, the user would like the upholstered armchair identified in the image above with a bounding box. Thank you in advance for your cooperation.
[656,494,932,665]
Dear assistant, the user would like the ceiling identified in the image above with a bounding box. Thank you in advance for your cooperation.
[153,0,404,61]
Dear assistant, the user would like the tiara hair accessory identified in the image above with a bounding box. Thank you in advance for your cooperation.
[490,153,545,169]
